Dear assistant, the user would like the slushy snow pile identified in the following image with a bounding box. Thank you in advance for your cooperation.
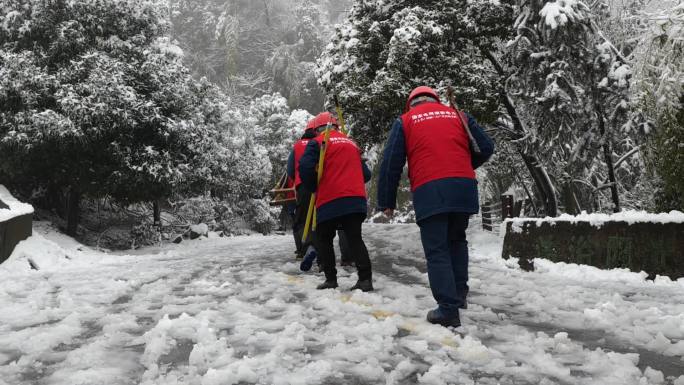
[0,222,683,384]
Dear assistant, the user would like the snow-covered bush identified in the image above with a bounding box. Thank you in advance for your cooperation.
[130,221,162,249]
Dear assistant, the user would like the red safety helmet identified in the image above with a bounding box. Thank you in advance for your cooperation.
[406,86,440,112]
[305,117,316,131]
[311,111,339,132]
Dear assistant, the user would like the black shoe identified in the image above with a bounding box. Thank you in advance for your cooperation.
[349,279,373,292]
[340,260,354,267]
[316,280,338,290]
[427,309,461,328]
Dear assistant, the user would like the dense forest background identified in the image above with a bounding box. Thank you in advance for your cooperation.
[0,0,681,248]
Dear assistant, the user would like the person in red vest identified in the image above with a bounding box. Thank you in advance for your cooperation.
[377,86,495,327]
[287,118,318,258]
[299,112,373,291]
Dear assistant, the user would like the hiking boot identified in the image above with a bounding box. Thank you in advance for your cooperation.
[316,280,338,290]
[299,249,317,272]
[427,309,461,328]
[349,279,373,292]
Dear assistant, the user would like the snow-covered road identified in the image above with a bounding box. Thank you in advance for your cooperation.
[1,223,683,385]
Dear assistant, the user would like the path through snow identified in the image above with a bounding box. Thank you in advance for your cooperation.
[0,223,683,385]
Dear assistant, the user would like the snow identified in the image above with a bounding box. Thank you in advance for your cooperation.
[539,0,586,29]
[0,185,34,222]
[506,210,684,227]
[0,222,683,384]
[189,223,209,237]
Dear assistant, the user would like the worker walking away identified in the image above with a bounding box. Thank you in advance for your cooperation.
[299,112,374,291]
[287,118,318,259]
[377,86,495,327]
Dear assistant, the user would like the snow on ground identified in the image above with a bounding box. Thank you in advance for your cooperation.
[0,222,683,385]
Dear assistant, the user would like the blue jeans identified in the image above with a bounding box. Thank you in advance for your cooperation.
[417,213,470,317]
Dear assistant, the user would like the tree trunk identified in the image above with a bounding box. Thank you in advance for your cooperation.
[66,187,80,237]
[153,200,161,227]
[519,152,558,217]
[603,143,620,213]
[262,0,271,27]
[514,171,539,216]
[561,183,580,215]
[596,103,621,212]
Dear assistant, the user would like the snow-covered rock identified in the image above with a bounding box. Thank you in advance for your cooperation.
[0,185,33,222]
[189,223,209,239]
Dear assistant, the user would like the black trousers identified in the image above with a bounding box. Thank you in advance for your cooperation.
[314,213,372,282]
[293,185,313,255]
[338,229,352,263]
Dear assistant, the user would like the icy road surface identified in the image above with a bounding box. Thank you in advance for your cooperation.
[1,223,683,385]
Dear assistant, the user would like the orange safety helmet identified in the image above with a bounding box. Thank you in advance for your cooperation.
[311,111,339,132]
[406,86,440,112]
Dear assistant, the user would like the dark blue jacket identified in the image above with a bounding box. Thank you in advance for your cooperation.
[287,151,295,180]
[377,113,494,222]
[299,138,372,224]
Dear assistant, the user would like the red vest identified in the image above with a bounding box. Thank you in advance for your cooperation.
[315,130,367,208]
[292,138,311,187]
[401,102,475,191]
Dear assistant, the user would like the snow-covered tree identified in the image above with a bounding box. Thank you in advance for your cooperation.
[268,0,328,112]
[632,0,684,211]
[242,93,310,180]
[169,0,238,84]
[317,0,575,216]
[318,0,512,145]
[504,0,638,213]
[0,0,238,235]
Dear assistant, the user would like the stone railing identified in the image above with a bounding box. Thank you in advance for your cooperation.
[502,212,684,279]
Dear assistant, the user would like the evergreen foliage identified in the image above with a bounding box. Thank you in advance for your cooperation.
[318,0,513,145]
[632,1,684,211]
[0,0,301,235]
